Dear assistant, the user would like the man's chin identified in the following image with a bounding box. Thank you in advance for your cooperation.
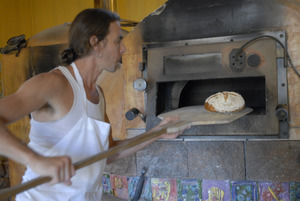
[105,63,122,73]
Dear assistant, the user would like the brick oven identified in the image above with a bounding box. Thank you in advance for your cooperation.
[102,0,300,184]
[107,0,300,141]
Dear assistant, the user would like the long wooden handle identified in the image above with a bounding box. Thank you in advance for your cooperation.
[0,121,185,200]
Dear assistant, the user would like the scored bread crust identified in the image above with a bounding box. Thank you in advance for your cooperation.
[204,91,245,113]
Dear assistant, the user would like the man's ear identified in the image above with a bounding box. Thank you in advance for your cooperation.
[89,35,100,51]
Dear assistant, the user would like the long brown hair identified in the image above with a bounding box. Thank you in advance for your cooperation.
[61,9,120,65]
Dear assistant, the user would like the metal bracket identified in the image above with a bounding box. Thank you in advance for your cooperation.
[229,48,246,72]
[125,108,146,122]
[276,104,289,139]
[132,168,146,201]
[278,121,289,139]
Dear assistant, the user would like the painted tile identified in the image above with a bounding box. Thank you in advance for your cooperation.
[202,180,230,201]
[177,179,202,201]
[110,174,129,200]
[127,176,153,201]
[231,181,258,201]
[140,177,153,201]
[128,176,139,201]
[258,182,289,201]
[102,172,113,195]
[290,182,300,201]
[151,178,177,201]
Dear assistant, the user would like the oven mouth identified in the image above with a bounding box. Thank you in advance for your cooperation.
[156,76,266,116]
[143,31,288,138]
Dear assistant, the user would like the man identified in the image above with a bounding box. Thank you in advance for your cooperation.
[0,9,182,200]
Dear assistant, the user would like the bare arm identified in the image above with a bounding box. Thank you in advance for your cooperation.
[0,72,75,185]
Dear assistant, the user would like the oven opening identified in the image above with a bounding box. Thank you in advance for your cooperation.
[156,77,266,116]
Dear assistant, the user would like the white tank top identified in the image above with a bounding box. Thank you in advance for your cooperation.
[28,64,106,154]
[18,63,110,201]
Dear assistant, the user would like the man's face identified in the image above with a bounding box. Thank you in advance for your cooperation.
[100,21,126,73]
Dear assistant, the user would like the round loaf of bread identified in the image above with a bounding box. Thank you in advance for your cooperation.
[204,91,245,113]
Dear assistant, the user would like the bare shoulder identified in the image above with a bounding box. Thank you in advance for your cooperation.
[31,68,67,85]
[15,68,72,109]
[22,69,69,94]
[0,68,72,123]
[22,68,73,121]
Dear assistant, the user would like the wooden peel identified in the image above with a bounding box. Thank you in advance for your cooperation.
[158,106,253,132]
[0,120,187,201]
[0,106,252,200]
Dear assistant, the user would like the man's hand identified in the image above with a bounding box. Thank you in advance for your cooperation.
[30,155,75,186]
